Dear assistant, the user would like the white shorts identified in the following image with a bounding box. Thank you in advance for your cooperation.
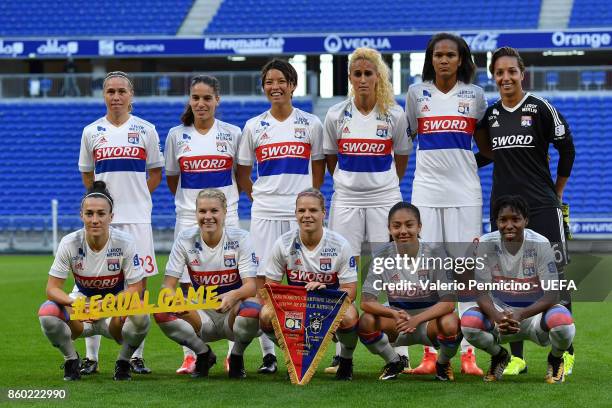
[113,223,158,277]
[328,205,392,257]
[417,206,482,244]
[176,214,240,284]
[251,217,298,277]
[197,309,234,343]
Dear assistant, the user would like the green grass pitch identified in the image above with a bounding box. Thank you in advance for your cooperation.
[1,253,611,407]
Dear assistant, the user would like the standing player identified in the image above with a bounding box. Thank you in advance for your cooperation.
[237,59,325,374]
[359,202,460,381]
[78,71,163,375]
[405,32,486,375]
[475,46,575,375]
[259,189,359,380]
[154,189,261,379]
[323,47,411,372]
[165,75,242,374]
[38,181,150,381]
[461,195,575,384]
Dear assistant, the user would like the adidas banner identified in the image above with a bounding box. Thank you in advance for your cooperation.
[260,283,350,385]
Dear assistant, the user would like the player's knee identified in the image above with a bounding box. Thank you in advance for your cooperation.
[460,307,491,332]
[154,312,178,324]
[259,304,274,333]
[128,313,150,331]
[543,305,574,330]
[237,299,262,319]
[339,306,358,330]
[38,301,69,322]
[439,312,460,337]
[358,312,376,332]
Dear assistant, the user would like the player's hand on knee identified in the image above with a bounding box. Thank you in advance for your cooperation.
[304,282,326,291]
[216,291,239,313]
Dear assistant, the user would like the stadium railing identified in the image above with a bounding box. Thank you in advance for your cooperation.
[1,66,610,99]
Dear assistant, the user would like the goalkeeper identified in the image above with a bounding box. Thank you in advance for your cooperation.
[473,47,576,376]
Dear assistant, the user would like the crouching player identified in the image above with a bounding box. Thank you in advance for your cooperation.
[358,202,461,381]
[259,188,359,380]
[38,181,150,381]
[461,195,575,383]
[154,189,261,379]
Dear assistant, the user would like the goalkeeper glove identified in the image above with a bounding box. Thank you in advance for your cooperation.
[561,202,572,240]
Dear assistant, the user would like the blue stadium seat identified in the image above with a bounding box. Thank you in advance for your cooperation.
[205,0,542,33]
[0,0,193,36]
[569,0,612,27]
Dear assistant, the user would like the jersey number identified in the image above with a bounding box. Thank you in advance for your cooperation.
[139,256,155,274]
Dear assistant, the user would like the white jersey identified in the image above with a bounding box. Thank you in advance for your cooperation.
[266,228,357,290]
[49,227,144,298]
[237,108,324,219]
[323,99,411,207]
[79,115,164,224]
[165,226,257,295]
[405,81,487,207]
[476,228,559,308]
[362,241,453,311]
[165,120,241,220]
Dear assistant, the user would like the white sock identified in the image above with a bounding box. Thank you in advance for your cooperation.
[40,315,78,361]
[85,335,101,361]
[131,339,145,359]
[259,333,276,356]
[460,338,473,354]
[394,345,409,358]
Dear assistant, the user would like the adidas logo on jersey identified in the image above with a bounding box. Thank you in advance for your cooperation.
[421,105,430,112]
[343,126,350,134]
[492,120,500,127]
[190,258,200,266]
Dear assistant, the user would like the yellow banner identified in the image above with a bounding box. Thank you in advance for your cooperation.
[69,286,221,320]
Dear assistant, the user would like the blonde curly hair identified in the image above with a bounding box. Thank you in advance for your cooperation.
[348,47,396,115]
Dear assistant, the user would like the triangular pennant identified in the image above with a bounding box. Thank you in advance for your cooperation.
[260,283,350,385]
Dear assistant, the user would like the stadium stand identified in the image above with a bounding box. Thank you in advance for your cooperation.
[0,95,609,233]
[569,0,612,27]
[0,0,193,36]
[205,0,542,34]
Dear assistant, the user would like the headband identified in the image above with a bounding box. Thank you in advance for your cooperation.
[81,192,113,211]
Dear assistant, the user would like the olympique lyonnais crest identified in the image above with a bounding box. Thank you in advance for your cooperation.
[376,125,388,138]
[458,101,470,115]
[127,132,139,144]
[260,284,350,385]
[294,127,306,139]
[521,115,532,127]
[107,258,120,272]
[223,254,236,268]
[319,257,331,271]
